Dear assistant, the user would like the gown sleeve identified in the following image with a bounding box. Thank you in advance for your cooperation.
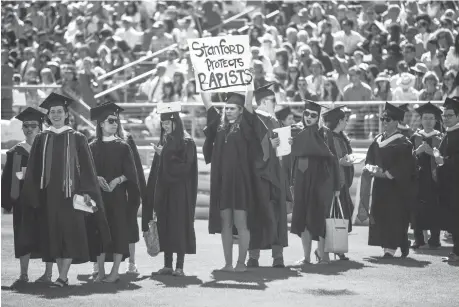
[122,143,140,208]
[143,154,160,232]
[323,128,341,192]
[385,141,416,182]
[126,135,147,205]
[1,152,14,212]
[203,107,221,164]
[161,138,197,183]
[20,134,43,209]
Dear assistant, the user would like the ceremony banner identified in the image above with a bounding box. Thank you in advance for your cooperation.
[188,35,254,93]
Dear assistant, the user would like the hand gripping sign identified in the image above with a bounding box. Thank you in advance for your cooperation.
[187,35,254,93]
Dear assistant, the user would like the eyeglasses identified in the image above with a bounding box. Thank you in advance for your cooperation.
[304,111,319,119]
[105,118,118,124]
[22,124,39,129]
[380,117,393,123]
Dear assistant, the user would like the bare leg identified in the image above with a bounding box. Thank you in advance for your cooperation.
[19,254,30,277]
[233,210,250,271]
[317,237,330,263]
[301,228,312,263]
[104,253,122,282]
[56,258,63,274]
[129,243,136,264]
[220,209,234,270]
[58,258,72,281]
[95,253,106,282]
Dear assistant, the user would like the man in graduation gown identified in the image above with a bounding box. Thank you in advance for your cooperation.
[1,107,53,285]
[365,102,417,258]
[20,92,111,287]
[410,102,444,249]
[435,97,459,262]
[246,84,289,268]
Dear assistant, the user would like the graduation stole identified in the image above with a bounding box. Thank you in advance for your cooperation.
[10,144,30,200]
[375,133,403,148]
[255,109,279,162]
[413,130,442,182]
[40,129,79,198]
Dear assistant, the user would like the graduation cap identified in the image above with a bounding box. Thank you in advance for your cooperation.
[443,97,459,111]
[383,102,405,121]
[225,92,245,107]
[322,105,347,123]
[274,105,291,121]
[254,82,276,105]
[304,100,326,114]
[39,92,74,111]
[90,102,124,121]
[15,106,47,122]
[415,102,443,117]
[398,103,410,113]
[156,102,182,121]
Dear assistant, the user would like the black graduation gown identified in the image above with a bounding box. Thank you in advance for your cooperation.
[437,127,459,234]
[331,132,355,232]
[88,138,140,261]
[366,134,417,250]
[125,134,147,244]
[251,110,288,250]
[20,129,111,264]
[203,107,275,249]
[1,143,42,259]
[290,125,340,240]
[144,134,198,254]
[410,131,444,230]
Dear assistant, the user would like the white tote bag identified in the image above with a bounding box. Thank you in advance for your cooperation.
[324,197,349,254]
[144,212,160,257]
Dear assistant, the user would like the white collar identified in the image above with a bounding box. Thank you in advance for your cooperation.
[397,123,410,130]
[46,125,73,134]
[376,133,404,148]
[418,130,440,138]
[18,141,32,153]
[446,122,459,132]
[102,135,119,142]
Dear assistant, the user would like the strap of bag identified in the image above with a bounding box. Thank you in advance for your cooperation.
[329,196,345,220]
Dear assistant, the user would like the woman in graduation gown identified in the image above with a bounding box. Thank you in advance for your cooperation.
[201,90,273,272]
[20,92,111,287]
[1,107,53,284]
[410,102,444,249]
[323,106,355,261]
[88,103,140,283]
[289,100,340,264]
[143,104,198,276]
[365,102,417,258]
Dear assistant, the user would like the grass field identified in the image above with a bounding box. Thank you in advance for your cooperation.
[1,214,459,307]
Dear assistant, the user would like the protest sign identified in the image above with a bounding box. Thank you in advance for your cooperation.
[187,35,254,93]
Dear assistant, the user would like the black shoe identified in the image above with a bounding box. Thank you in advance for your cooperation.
[401,240,410,258]
[411,241,426,249]
[335,253,350,261]
[272,258,285,268]
[246,258,259,268]
[383,253,394,259]
[428,240,441,249]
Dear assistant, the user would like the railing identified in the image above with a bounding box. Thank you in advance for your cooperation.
[95,9,280,101]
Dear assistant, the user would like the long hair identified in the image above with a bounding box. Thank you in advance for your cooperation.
[218,105,243,132]
[159,113,189,146]
[95,115,123,142]
[324,78,341,102]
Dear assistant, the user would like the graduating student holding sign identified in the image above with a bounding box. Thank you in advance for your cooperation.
[20,93,111,287]
[435,97,459,262]
[410,102,444,250]
[247,84,289,268]
[364,103,417,258]
[288,101,340,265]
[1,107,53,284]
[88,103,140,283]
[143,103,198,276]
[202,90,273,272]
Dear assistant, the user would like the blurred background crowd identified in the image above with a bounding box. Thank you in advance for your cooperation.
[1,0,459,142]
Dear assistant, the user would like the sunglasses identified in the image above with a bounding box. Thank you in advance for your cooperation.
[304,111,319,119]
[380,117,393,123]
[22,124,39,129]
[105,118,118,124]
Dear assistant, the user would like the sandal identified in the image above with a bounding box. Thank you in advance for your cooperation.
[35,274,52,284]
[51,278,68,288]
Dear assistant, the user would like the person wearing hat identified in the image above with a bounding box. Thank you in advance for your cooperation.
[201,90,273,272]
[410,102,444,250]
[142,102,198,276]
[435,97,459,262]
[245,84,289,268]
[322,105,356,261]
[1,106,54,285]
[288,100,340,264]
[392,73,419,102]
[364,102,417,258]
[86,102,140,283]
[20,92,111,287]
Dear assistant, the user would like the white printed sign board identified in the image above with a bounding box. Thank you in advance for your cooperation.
[187,35,254,93]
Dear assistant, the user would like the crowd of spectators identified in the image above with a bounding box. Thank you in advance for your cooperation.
[2,1,459,140]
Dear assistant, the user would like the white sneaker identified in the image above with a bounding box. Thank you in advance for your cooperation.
[126,263,139,274]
